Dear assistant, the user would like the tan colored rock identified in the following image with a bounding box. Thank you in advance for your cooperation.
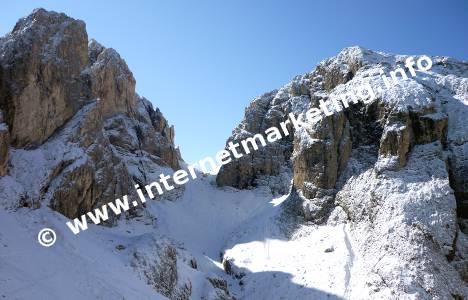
[0,119,9,176]
[44,93,182,219]
[88,42,137,118]
[50,158,133,220]
[293,112,351,199]
[216,48,364,193]
[411,111,448,144]
[0,9,182,219]
[314,49,362,91]
[378,113,413,169]
[43,93,182,220]
[42,102,133,219]
[139,103,181,169]
[0,8,88,147]
[378,110,448,171]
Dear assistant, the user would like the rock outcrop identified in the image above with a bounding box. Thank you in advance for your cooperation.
[130,234,234,300]
[0,8,88,147]
[87,39,137,119]
[217,47,468,298]
[0,112,8,177]
[131,236,192,300]
[0,8,182,219]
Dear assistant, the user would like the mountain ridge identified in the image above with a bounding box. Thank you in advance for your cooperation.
[0,8,467,300]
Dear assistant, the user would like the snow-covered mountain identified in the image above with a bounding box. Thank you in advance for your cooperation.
[0,8,466,300]
[217,46,468,298]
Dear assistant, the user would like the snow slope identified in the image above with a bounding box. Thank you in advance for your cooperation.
[1,172,363,299]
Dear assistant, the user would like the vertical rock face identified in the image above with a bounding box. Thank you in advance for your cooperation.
[292,111,352,221]
[293,112,351,199]
[0,66,8,177]
[137,99,181,170]
[0,111,9,176]
[217,47,468,222]
[215,85,305,194]
[0,8,88,147]
[87,39,137,118]
[0,9,182,219]
[217,47,468,298]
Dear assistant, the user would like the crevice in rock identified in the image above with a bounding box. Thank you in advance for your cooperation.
[446,147,468,233]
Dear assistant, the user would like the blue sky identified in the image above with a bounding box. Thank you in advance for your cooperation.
[1,1,467,163]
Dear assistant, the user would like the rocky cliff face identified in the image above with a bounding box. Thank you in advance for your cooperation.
[0,8,181,219]
[0,9,88,148]
[217,47,468,298]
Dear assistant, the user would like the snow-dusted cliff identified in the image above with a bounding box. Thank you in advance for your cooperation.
[217,46,468,298]
[0,8,466,300]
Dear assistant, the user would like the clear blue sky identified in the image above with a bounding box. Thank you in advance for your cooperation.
[1,1,467,164]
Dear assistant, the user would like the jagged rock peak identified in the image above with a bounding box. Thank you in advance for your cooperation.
[12,8,83,31]
[0,8,182,219]
[88,38,105,64]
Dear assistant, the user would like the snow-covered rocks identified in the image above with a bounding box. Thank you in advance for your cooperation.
[130,234,194,300]
[337,142,465,298]
[0,9,182,220]
[217,46,468,297]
